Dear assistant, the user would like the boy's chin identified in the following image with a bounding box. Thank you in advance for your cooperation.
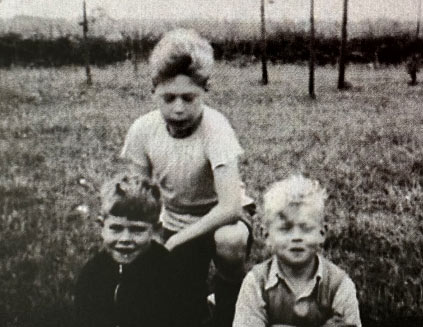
[276,252,316,268]
[110,249,143,265]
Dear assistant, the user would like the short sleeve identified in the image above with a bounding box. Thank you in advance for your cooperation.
[332,276,362,327]
[120,118,151,169]
[233,271,268,327]
[205,111,243,170]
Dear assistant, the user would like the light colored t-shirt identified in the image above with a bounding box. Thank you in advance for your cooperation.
[120,105,244,231]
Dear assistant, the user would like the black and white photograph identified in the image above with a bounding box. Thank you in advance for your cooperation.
[0,1,422,327]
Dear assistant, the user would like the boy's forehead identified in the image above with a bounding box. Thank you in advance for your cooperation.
[155,75,203,93]
[273,203,322,223]
[104,215,151,227]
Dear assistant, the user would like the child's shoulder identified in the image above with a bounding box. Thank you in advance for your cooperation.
[203,105,230,124]
[142,241,173,268]
[76,251,114,286]
[148,240,170,258]
[128,110,162,134]
[80,251,112,272]
[318,255,352,289]
[202,105,236,134]
[320,256,348,277]
[245,257,274,286]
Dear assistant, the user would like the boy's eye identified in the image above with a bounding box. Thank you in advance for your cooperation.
[109,224,123,232]
[163,94,176,103]
[278,221,293,231]
[300,224,315,232]
[129,226,147,234]
[181,93,196,103]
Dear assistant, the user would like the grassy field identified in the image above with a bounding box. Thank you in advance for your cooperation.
[0,62,422,327]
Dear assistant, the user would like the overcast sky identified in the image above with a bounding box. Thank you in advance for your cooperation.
[0,0,420,22]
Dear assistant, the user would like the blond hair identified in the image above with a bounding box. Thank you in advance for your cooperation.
[149,28,214,89]
[100,174,161,224]
[263,174,327,226]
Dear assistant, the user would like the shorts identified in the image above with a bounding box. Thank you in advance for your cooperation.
[161,218,253,325]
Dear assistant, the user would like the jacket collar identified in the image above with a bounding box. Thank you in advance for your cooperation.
[265,254,323,296]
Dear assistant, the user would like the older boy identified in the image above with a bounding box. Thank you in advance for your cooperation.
[120,29,253,327]
[233,175,361,327]
[74,174,184,327]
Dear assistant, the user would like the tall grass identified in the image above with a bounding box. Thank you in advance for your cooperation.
[0,62,422,326]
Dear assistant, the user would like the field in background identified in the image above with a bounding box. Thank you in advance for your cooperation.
[1,17,421,68]
[0,62,422,326]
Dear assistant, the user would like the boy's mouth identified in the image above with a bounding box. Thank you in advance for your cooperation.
[114,247,136,255]
[289,247,306,253]
[166,118,190,128]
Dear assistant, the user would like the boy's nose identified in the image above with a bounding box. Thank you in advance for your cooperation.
[291,227,303,242]
[172,98,185,114]
[118,229,132,243]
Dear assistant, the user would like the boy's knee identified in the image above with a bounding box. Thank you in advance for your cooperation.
[214,221,249,263]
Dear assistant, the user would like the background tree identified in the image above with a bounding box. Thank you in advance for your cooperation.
[416,0,422,39]
[79,0,92,85]
[260,0,268,85]
[338,0,349,89]
[309,0,316,99]
[407,0,422,85]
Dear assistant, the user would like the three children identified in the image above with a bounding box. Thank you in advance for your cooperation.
[75,29,361,327]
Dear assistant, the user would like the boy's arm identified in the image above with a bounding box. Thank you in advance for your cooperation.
[233,272,268,327]
[165,160,243,250]
[329,276,361,327]
[125,159,152,178]
[120,119,152,178]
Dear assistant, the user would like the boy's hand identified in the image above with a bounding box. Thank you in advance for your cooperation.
[165,234,182,251]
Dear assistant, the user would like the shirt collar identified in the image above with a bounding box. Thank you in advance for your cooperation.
[265,254,323,292]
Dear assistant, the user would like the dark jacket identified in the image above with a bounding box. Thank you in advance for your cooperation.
[74,241,183,327]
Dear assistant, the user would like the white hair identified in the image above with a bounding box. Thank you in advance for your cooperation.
[263,174,327,226]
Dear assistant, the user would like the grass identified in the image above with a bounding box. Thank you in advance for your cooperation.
[0,61,422,326]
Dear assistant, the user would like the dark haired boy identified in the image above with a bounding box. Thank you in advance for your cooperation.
[74,175,184,327]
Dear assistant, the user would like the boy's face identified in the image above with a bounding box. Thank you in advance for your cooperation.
[267,203,324,268]
[154,74,205,134]
[101,216,153,265]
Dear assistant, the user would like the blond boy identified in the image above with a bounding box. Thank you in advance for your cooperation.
[233,175,361,327]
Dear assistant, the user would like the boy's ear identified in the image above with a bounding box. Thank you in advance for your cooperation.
[318,224,327,244]
[96,215,105,227]
[204,80,210,92]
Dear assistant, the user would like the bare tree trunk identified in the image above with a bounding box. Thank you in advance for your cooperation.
[309,0,316,99]
[260,0,269,85]
[133,31,139,75]
[416,0,422,39]
[407,0,421,86]
[338,0,348,90]
[80,0,92,86]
